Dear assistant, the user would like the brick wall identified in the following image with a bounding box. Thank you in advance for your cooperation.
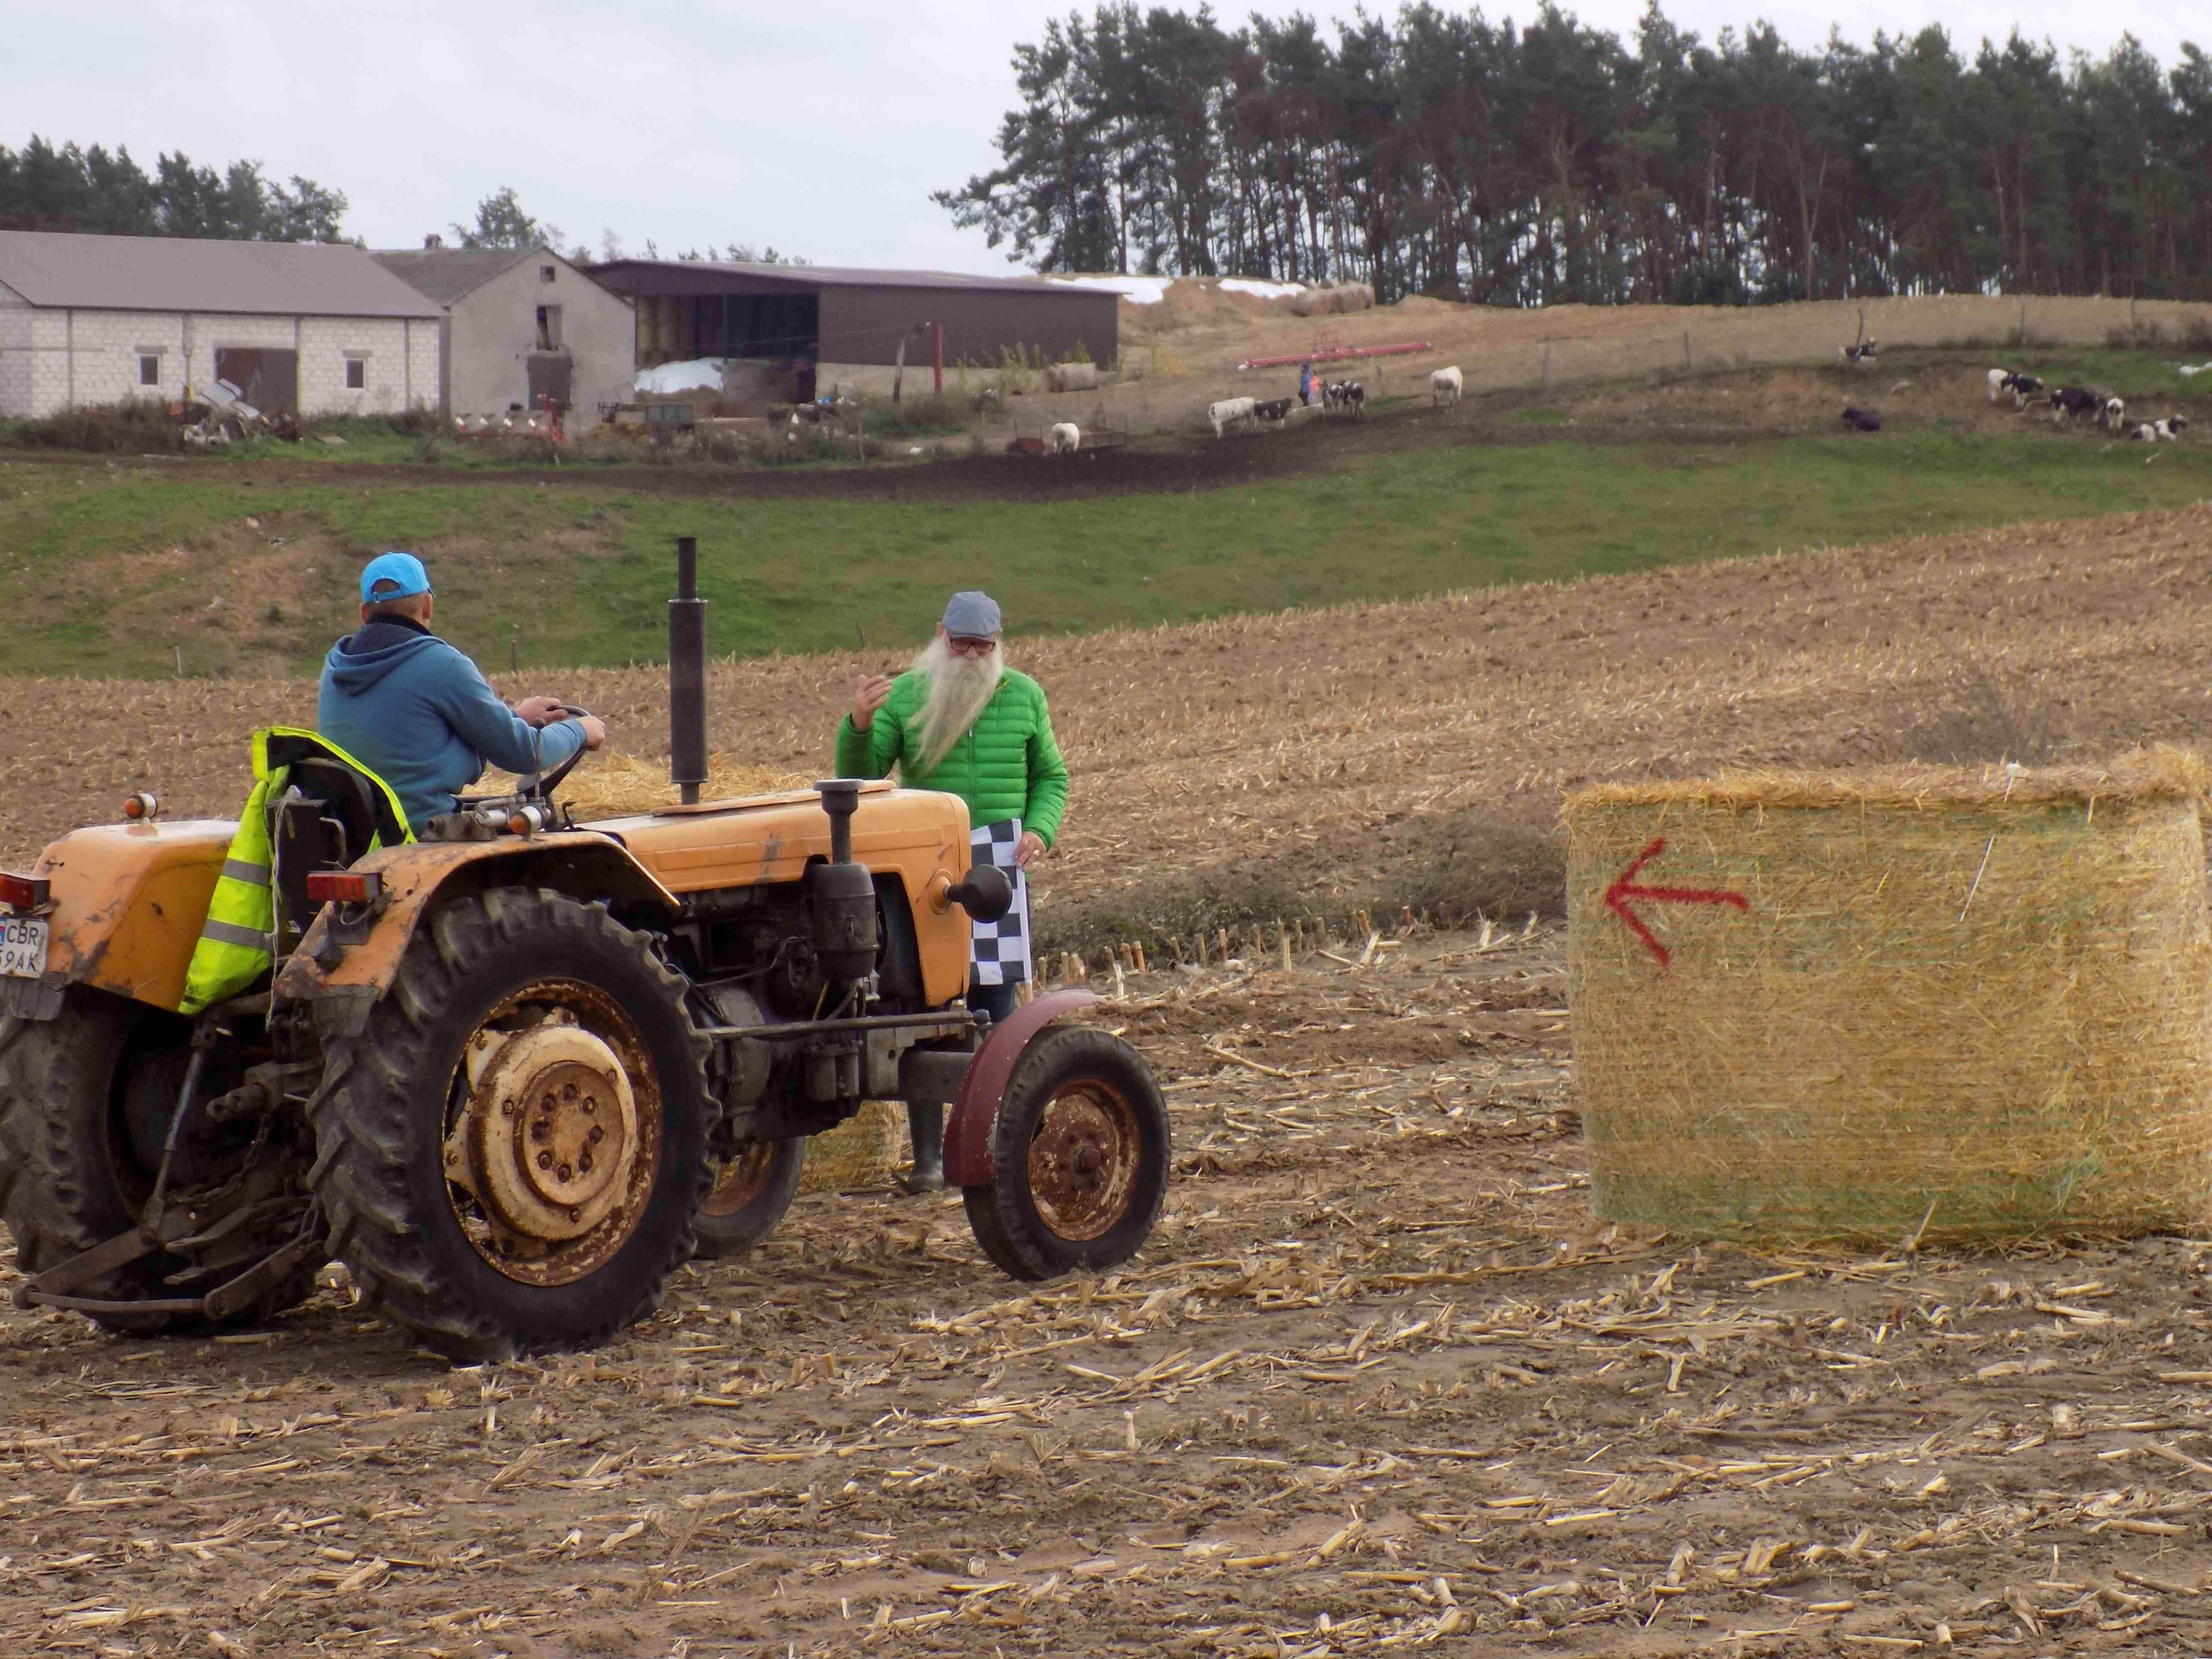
[0,281,29,418]
[2,308,441,419]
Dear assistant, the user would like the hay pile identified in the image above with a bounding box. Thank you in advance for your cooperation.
[797,1100,904,1193]
[1045,362,1101,392]
[486,750,812,820]
[1288,283,1376,317]
[1564,749,2212,1240]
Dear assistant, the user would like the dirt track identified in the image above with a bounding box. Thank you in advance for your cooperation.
[14,924,2212,1655]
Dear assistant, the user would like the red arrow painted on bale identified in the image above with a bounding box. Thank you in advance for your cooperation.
[1603,836,1748,969]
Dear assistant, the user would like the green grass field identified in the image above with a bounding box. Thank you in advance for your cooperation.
[1,413,2208,679]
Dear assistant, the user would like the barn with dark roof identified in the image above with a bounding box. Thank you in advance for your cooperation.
[586,259,1118,381]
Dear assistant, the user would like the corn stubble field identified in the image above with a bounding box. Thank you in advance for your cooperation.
[13,498,2212,1652]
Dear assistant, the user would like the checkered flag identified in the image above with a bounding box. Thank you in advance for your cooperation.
[969,818,1032,987]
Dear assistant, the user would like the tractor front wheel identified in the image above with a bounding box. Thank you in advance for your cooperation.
[962,1027,1169,1281]
[309,888,714,1360]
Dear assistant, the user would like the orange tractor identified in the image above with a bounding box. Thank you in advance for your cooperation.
[0,543,1167,1358]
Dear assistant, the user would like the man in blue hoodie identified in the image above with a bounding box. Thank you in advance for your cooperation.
[318,551,605,831]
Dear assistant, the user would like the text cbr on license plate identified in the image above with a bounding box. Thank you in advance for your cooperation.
[0,914,49,978]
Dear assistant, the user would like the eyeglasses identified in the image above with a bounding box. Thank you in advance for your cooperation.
[946,635,997,656]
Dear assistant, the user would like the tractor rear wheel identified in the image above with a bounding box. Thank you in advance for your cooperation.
[309,889,714,1360]
[691,1139,805,1258]
[0,993,313,1334]
[962,1027,1170,1281]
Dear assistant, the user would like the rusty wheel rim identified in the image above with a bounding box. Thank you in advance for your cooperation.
[700,1143,778,1218]
[1025,1073,1141,1243]
[440,980,663,1287]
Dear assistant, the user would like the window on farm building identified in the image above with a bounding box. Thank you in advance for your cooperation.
[344,356,365,390]
[138,354,160,387]
[536,305,562,351]
[540,264,556,283]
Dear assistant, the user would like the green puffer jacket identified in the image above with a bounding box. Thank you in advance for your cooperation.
[834,668,1069,848]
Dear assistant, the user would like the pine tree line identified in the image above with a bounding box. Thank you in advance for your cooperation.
[0,136,349,243]
[935,3,2212,305]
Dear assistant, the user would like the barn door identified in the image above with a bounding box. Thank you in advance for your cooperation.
[213,347,299,415]
[526,352,572,410]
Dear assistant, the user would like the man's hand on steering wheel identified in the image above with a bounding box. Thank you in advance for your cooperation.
[516,697,607,752]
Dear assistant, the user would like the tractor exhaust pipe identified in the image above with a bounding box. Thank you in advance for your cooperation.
[668,536,708,805]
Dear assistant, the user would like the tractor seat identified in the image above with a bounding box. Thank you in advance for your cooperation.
[270,756,384,943]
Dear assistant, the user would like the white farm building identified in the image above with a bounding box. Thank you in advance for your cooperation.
[0,231,441,420]
[371,243,635,423]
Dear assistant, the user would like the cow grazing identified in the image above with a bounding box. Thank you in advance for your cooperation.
[1253,398,1294,424]
[1431,366,1463,407]
[2156,414,2191,441]
[2098,395,2127,431]
[2002,372,2045,409]
[1840,406,1882,432]
[1046,422,1080,453]
[1334,380,1365,413]
[1986,368,2009,404]
[2049,386,2102,424]
[1207,396,1257,437]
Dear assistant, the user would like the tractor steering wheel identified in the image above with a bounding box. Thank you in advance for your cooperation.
[523,704,595,802]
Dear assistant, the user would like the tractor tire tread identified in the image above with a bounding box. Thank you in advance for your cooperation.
[309,888,714,1361]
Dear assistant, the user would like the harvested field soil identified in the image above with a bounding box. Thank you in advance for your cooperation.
[11,928,2212,1651]
[9,500,2212,935]
[11,504,2212,1649]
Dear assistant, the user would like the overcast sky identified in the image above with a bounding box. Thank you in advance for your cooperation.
[6,1,2200,274]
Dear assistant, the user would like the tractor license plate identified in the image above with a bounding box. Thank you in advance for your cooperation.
[0,914,49,978]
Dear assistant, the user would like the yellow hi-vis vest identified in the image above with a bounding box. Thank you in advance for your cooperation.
[178,727,414,1016]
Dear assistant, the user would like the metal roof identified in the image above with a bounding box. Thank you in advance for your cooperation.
[369,246,535,306]
[586,258,1081,295]
[0,231,443,318]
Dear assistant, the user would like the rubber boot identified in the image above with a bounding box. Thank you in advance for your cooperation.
[902,1100,945,1194]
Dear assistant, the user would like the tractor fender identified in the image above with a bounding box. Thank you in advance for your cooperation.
[273,833,678,1026]
[943,989,1100,1187]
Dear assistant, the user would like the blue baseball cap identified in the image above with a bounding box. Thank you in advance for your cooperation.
[941,590,1001,638]
[359,550,431,603]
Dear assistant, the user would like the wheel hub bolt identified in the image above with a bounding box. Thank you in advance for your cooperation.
[557,1163,573,1181]
[587,1125,605,1144]
[578,1152,593,1172]
[537,1150,554,1170]
[1076,1147,1101,1175]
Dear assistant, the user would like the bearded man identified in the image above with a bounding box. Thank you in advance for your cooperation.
[836,590,1069,1190]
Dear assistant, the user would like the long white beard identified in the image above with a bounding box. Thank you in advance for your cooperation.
[911,636,1005,774]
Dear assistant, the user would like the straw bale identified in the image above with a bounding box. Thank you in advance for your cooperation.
[1287,283,1377,318]
[798,1100,902,1193]
[491,750,810,820]
[1045,362,1101,392]
[1563,750,2212,1240]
